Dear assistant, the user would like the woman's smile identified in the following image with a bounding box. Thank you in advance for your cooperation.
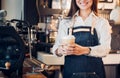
[76,0,93,10]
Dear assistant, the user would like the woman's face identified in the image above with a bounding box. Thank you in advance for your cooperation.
[76,0,93,11]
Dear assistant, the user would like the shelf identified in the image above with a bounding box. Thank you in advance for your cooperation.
[38,7,62,16]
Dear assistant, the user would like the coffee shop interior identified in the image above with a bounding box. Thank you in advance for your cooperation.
[0,0,120,78]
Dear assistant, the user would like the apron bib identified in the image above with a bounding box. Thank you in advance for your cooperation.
[63,24,105,78]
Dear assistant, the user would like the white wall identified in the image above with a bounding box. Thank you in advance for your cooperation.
[1,0,24,20]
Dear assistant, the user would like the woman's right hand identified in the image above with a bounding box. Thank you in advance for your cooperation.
[55,44,66,57]
[56,43,75,56]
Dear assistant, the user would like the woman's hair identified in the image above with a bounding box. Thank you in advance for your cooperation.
[67,0,99,17]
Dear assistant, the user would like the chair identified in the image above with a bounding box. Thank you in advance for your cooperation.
[0,26,25,78]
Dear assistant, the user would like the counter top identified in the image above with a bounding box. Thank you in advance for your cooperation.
[37,52,64,65]
[37,52,120,65]
[102,53,120,65]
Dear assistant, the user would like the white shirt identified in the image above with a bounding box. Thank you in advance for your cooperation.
[52,11,112,57]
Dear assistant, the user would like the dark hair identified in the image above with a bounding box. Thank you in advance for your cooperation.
[67,0,99,17]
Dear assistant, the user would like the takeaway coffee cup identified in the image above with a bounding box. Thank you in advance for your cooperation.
[61,35,75,44]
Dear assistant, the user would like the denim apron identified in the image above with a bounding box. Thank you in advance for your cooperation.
[63,19,106,78]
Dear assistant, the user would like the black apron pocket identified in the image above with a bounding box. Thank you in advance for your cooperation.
[71,72,100,78]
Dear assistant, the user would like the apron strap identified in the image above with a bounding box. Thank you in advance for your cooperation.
[91,16,96,35]
[68,15,76,35]
[68,15,97,35]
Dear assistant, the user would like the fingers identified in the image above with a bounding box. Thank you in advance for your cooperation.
[58,43,84,56]
[61,44,75,55]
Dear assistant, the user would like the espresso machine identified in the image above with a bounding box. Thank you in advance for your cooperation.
[35,0,62,54]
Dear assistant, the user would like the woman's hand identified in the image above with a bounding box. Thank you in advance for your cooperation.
[57,43,90,56]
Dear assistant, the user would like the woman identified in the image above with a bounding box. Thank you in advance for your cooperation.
[52,0,111,78]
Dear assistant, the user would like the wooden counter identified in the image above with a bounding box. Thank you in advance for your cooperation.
[22,73,46,78]
[23,58,47,78]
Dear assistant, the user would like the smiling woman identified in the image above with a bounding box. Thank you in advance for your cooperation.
[52,0,111,78]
